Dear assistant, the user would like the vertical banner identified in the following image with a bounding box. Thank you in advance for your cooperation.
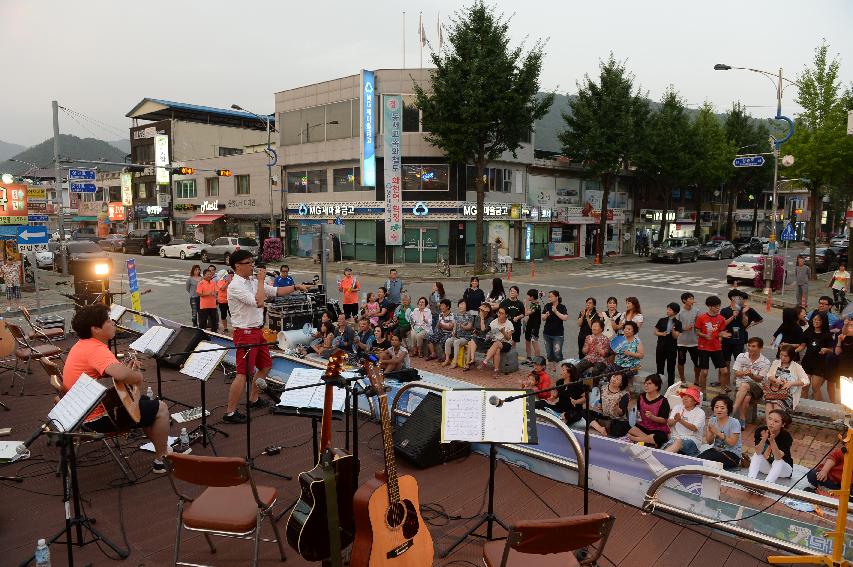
[127,259,143,324]
[120,172,133,206]
[154,134,170,185]
[360,70,376,187]
[383,95,403,245]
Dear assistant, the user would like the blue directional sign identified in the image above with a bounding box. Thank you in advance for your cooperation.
[17,225,49,245]
[733,156,765,168]
[780,223,796,241]
[28,215,49,223]
[68,168,96,181]
[70,182,97,193]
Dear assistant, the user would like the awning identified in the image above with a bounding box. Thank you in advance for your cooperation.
[185,213,224,225]
[72,216,97,222]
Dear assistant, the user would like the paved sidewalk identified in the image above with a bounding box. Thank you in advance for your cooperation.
[746,271,848,314]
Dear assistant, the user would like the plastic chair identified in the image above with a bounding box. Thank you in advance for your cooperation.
[483,512,615,567]
[165,453,286,567]
[7,322,62,395]
[21,306,65,343]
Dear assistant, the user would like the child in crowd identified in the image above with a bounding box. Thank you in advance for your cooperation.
[662,386,705,456]
[523,356,552,406]
[363,292,381,327]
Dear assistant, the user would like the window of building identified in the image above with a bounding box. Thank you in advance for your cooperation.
[326,101,352,141]
[280,100,359,146]
[465,166,510,192]
[218,147,244,157]
[281,110,303,146]
[136,183,147,199]
[286,171,308,193]
[235,175,250,195]
[133,144,153,164]
[402,164,449,192]
[206,177,219,197]
[301,106,325,143]
[176,179,197,199]
[333,167,361,192]
[307,169,327,193]
[402,95,420,132]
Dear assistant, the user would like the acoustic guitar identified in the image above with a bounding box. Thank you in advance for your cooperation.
[103,351,143,429]
[0,320,15,357]
[350,357,434,567]
[286,350,359,562]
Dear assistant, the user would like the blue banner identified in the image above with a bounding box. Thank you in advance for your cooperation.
[360,70,376,187]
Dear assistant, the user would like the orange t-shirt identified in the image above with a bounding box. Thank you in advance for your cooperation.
[62,338,120,422]
[340,275,360,305]
[217,279,229,304]
[197,279,217,309]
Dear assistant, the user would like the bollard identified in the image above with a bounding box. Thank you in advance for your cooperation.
[531,262,536,280]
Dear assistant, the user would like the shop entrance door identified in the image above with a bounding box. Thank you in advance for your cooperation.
[404,226,438,263]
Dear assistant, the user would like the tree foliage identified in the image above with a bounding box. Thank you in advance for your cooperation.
[689,103,735,235]
[414,0,552,272]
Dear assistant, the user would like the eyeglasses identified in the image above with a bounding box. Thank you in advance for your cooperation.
[237,260,254,266]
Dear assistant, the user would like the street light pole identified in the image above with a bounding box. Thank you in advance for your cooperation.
[231,104,276,241]
[52,100,68,275]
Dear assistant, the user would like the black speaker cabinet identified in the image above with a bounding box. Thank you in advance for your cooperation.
[392,392,470,469]
[159,326,208,368]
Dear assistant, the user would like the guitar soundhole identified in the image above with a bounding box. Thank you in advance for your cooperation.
[385,502,405,529]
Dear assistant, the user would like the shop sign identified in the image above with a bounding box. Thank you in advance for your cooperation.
[524,223,532,260]
[154,134,170,185]
[28,201,47,213]
[26,187,46,200]
[297,203,358,216]
[146,205,163,215]
[121,172,133,206]
[360,70,376,187]
[461,203,509,217]
[78,201,105,216]
[413,202,429,216]
[640,209,675,222]
[226,197,257,210]
[200,200,219,213]
[0,182,28,225]
[132,126,164,140]
[174,203,195,211]
[382,94,403,244]
[108,202,125,221]
[540,208,552,220]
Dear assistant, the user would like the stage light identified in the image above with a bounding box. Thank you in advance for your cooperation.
[94,262,110,276]
[841,375,853,411]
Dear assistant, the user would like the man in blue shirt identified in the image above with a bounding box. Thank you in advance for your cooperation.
[808,295,840,327]
[274,264,295,287]
[384,268,404,306]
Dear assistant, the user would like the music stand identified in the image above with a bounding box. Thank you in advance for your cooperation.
[439,388,538,557]
[128,325,192,410]
[179,341,229,454]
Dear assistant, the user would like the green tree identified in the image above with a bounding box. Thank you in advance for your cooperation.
[689,103,736,237]
[559,55,648,262]
[413,1,552,272]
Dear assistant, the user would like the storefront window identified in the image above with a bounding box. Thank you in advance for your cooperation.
[333,167,360,192]
[402,164,449,191]
[302,106,325,142]
[287,171,308,193]
[549,224,579,257]
[307,170,327,193]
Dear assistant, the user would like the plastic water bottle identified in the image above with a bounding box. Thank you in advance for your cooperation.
[35,539,50,567]
[146,386,154,399]
[589,387,600,409]
[178,428,190,453]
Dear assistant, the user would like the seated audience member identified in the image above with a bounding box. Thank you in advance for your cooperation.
[808,446,848,492]
[63,304,171,473]
[748,409,794,484]
[698,395,743,470]
[764,344,810,414]
[379,332,410,372]
[310,311,334,347]
[371,326,391,353]
[472,303,494,351]
[392,294,414,347]
[523,356,553,408]
[614,320,644,370]
[445,299,476,369]
[353,318,375,354]
[309,321,337,358]
[427,299,454,362]
[731,337,771,426]
[662,386,706,457]
[567,319,610,380]
[409,297,432,358]
[627,374,670,448]
[589,370,631,438]
[332,313,356,352]
[549,361,589,429]
[479,307,515,376]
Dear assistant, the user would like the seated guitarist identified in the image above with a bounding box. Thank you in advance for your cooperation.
[63,304,171,474]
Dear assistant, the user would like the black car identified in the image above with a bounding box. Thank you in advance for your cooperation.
[71,227,101,242]
[803,247,840,273]
[122,229,171,255]
[56,240,113,276]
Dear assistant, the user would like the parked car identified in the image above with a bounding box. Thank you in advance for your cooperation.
[123,229,171,255]
[650,237,701,263]
[54,240,112,275]
[160,239,204,259]
[803,247,840,273]
[71,227,101,242]
[732,237,752,255]
[22,247,54,269]
[726,254,763,285]
[699,240,736,260]
[830,235,849,247]
[199,237,259,264]
[98,233,126,252]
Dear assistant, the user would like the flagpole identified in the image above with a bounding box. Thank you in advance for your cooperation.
[402,11,406,69]
[419,12,423,69]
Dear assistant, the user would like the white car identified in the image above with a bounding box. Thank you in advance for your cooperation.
[726,254,763,285]
[159,239,203,259]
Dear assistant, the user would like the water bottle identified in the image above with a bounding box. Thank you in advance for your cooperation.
[35,539,50,567]
[589,386,600,409]
[145,386,154,399]
[178,428,190,453]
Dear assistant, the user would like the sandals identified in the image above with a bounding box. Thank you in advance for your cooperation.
[463,364,472,372]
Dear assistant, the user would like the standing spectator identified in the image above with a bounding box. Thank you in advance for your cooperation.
[523,288,543,362]
[677,292,700,385]
[718,290,763,390]
[2,258,21,311]
[500,285,525,348]
[427,299,454,362]
[392,294,414,347]
[695,295,730,389]
[835,320,853,393]
[363,292,381,327]
[663,386,705,456]
[654,302,682,388]
[748,409,794,484]
[486,278,506,313]
[354,318,375,354]
[196,268,218,333]
[589,371,631,438]
[627,374,670,448]
[384,269,404,308]
[273,264,294,287]
[479,306,515,377]
[444,299,475,369]
[462,276,485,312]
[428,282,445,333]
[619,296,644,332]
[773,307,807,361]
[803,312,836,402]
[731,337,771,426]
[698,395,743,470]
[216,270,232,333]
[614,321,644,370]
[542,290,569,373]
[409,297,432,357]
[599,297,623,340]
[829,263,850,312]
[576,297,600,358]
[807,296,840,328]
[206,264,219,282]
[789,256,810,308]
[764,344,811,414]
[338,267,360,320]
[185,265,202,326]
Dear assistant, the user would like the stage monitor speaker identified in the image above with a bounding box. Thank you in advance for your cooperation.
[392,392,470,469]
[159,326,208,368]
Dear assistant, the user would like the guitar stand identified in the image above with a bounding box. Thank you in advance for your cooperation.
[187,378,228,455]
[441,443,508,558]
[21,431,129,567]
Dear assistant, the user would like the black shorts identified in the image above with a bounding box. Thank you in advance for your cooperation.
[721,342,744,362]
[512,323,522,343]
[698,350,725,370]
[343,303,359,318]
[218,303,229,319]
[84,397,160,431]
[524,322,540,341]
[636,424,669,448]
[677,346,699,366]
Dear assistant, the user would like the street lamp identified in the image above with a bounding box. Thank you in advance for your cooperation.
[231,103,277,241]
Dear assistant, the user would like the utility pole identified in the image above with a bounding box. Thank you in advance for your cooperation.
[52,100,68,275]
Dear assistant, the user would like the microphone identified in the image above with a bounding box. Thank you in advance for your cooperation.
[488,395,504,407]
[18,423,48,454]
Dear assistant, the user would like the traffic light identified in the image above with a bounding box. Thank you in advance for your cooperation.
[172,167,196,175]
[215,169,232,177]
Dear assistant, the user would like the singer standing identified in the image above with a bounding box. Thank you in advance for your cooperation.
[223,250,310,424]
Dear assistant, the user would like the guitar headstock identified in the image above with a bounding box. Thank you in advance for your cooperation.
[361,355,385,396]
[322,349,347,383]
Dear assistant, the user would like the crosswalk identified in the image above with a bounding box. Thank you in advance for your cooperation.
[512,267,734,295]
[111,269,318,289]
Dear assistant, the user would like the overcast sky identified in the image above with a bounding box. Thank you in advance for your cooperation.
[2,0,851,147]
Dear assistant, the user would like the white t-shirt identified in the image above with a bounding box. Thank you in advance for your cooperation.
[669,403,705,446]
[832,270,850,291]
[732,352,771,387]
[489,318,515,343]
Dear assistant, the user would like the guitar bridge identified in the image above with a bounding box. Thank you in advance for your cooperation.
[386,539,413,559]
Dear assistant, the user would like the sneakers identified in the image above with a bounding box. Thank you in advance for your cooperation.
[223,411,248,424]
[248,398,271,409]
[152,459,167,474]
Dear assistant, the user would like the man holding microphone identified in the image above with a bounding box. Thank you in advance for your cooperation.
[222,250,310,424]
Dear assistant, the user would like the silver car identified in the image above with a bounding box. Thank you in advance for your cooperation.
[650,237,701,263]
[699,240,736,260]
[198,237,259,265]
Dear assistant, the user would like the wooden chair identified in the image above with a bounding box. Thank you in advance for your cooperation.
[165,453,286,567]
[7,323,62,395]
[482,513,615,567]
[21,306,65,343]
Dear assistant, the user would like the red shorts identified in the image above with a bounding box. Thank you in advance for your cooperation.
[233,327,272,375]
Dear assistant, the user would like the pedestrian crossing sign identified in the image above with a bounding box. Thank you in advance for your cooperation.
[780,223,796,241]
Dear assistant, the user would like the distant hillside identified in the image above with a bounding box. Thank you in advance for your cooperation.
[108,139,130,154]
[0,140,26,162]
[0,135,127,175]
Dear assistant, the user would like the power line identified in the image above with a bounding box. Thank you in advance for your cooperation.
[59,105,128,139]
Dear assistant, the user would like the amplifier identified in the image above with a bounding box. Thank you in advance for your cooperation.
[393,392,470,469]
[159,326,208,369]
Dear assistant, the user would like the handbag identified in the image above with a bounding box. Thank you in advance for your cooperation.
[763,381,788,401]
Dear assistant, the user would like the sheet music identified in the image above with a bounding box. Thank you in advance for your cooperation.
[180,341,226,381]
[484,390,528,443]
[277,368,346,412]
[128,325,174,355]
[441,390,487,443]
[47,374,107,432]
[109,303,127,321]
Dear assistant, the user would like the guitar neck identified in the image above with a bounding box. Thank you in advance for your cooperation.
[376,393,400,504]
[319,383,334,453]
